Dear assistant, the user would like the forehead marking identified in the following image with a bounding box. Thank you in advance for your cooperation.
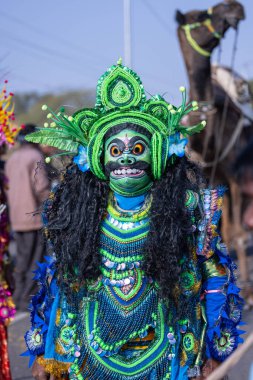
[123,133,130,150]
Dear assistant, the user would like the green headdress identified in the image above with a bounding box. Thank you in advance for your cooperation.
[26,60,205,180]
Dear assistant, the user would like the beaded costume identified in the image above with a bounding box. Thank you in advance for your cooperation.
[0,82,17,380]
[23,62,243,379]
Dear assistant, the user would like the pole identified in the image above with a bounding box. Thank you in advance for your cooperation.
[124,0,132,67]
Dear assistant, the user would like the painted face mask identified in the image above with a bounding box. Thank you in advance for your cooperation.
[104,128,152,196]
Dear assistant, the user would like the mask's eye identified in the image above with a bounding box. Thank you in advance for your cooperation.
[132,143,145,155]
[110,145,121,157]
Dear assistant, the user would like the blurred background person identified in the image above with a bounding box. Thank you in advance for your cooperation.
[5,124,50,311]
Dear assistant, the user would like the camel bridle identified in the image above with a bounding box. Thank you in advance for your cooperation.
[181,8,222,57]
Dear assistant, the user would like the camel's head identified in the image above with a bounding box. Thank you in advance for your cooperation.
[221,0,245,29]
[175,1,245,31]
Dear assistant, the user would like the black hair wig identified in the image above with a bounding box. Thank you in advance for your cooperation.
[17,123,37,144]
[45,123,204,302]
[144,156,204,299]
[46,167,109,286]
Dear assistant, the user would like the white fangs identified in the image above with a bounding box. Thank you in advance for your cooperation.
[113,168,142,176]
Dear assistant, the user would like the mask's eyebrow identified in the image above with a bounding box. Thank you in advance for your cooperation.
[106,138,125,151]
[128,136,148,149]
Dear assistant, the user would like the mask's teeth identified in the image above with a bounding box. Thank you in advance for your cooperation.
[113,168,143,175]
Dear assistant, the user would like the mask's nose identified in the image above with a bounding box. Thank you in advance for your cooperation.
[118,154,136,165]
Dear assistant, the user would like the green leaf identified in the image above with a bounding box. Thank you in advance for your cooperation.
[177,122,205,136]
[34,127,75,136]
[26,129,75,141]
[25,131,79,153]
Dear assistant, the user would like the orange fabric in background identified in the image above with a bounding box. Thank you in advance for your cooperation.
[0,324,12,380]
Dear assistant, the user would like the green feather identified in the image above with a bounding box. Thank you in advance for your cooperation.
[49,118,86,143]
[59,115,86,142]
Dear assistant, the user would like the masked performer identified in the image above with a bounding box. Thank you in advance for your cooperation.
[0,82,17,380]
[23,62,243,380]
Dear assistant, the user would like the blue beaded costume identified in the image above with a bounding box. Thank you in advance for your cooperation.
[23,63,244,380]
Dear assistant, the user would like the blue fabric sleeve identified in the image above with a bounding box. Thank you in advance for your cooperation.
[195,188,244,362]
[202,244,244,362]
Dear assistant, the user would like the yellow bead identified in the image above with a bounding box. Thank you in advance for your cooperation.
[117,57,123,65]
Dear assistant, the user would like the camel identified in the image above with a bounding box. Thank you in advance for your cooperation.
[176,0,253,306]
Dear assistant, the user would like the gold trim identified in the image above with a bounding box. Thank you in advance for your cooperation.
[37,356,70,378]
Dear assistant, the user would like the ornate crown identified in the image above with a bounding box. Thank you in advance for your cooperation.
[26,60,205,179]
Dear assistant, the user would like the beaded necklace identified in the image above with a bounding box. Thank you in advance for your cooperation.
[99,192,151,288]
